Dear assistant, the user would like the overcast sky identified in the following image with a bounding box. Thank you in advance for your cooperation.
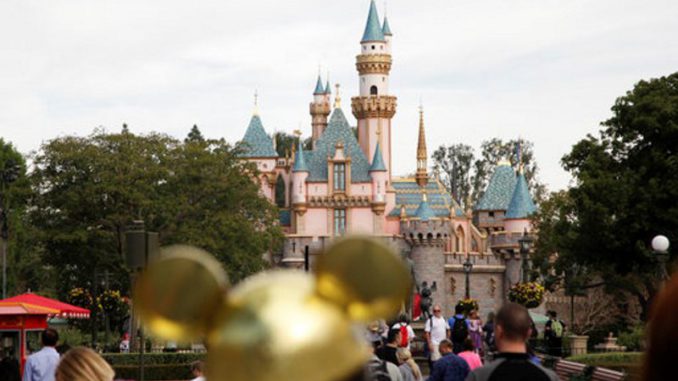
[2,0,677,191]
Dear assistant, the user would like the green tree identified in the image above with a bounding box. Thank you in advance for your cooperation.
[431,138,546,209]
[30,129,282,298]
[432,144,474,209]
[185,124,205,143]
[534,72,678,320]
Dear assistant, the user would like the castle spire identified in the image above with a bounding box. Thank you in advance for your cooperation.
[362,0,385,42]
[253,89,259,116]
[415,105,428,187]
[313,74,324,95]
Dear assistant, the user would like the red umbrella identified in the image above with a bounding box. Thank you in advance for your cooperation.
[0,293,90,319]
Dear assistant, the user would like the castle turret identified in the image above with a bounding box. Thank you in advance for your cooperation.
[401,194,451,315]
[370,142,388,231]
[310,75,331,148]
[415,106,429,187]
[291,138,309,232]
[382,15,393,54]
[504,170,537,233]
[352,0,397,179]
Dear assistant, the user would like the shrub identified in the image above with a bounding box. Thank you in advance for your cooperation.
[617,325,645,352]
[569,352,643,380]
[103,353,206,381]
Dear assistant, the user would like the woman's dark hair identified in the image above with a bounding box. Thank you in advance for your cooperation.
[463,337,475,352]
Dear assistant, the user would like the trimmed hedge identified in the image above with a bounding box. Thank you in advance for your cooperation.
[102,353,206,381]
[568,352,643,381]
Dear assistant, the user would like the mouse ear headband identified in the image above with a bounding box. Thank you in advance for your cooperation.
[134,236,411,381]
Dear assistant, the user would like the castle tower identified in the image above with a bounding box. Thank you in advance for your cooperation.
[310,75,331,148]
[369,141,388,232]
[401,195,451,315]
[415,106,429,187]
[351,0,397,179]
[291,138,309,233]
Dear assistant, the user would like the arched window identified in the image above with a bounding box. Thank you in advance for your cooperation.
[370,85,378,95]
[274,175,285,208]
[455,226,465,253]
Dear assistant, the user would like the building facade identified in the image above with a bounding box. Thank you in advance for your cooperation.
[238,1,538,318]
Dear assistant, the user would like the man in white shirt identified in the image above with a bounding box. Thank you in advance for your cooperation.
[424,304,450,363]
[22,329,60,381]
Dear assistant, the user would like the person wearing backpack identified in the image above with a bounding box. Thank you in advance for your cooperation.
[544,310,566,357]
[391,314,416,351]
[447,305,470,354]
[366,341,403,381]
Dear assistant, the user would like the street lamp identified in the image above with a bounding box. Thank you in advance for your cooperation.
[651,235,670,280]
[463,256,473,299]
[518,230,534,283]
[125,221,159,381]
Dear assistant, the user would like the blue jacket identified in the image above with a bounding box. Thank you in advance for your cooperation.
[429,352,470,381]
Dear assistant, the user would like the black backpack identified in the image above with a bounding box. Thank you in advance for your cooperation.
[451,317,469,343]
[366,357,392,381]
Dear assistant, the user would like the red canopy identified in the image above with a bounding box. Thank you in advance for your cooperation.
[0,293,90,319]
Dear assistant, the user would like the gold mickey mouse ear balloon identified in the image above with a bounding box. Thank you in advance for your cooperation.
[134,237,412,381]
[315,236,412,322]
[134,245,228,341]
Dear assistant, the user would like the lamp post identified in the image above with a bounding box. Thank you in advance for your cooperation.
[518,230,534,283]
[651,235,670,281]
[463,256,473,299]
[125,221,159,381]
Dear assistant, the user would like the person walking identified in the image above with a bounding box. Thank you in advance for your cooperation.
[458,338,483,371]
[448,305,469,354]
[482,312,495,355]
[465,303,558,381]
[376,328,401,366]
[428,339,470,381]
[467,310,483,354]
[391,314,416,351]
[544,311,565,357]
[424,304,450,363]
[396,348,423,381]
[23,329,60,381]
[55,347,114,381]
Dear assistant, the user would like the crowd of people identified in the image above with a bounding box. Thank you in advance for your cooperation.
[367,303,558,381]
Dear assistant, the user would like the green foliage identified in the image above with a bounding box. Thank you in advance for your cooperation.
[568,352,643,379]
[534,72,678,321]
[29,129,282,298]
[185,124,205,143]
[274,175,286,208]
[273,131,312,157]
[432,138,546,209]
[112,364,193,380]
[102,352,205,365]
[617,325,645,352]
[455,298,479,315]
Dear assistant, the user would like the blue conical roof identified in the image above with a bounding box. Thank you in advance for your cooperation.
[474,162,517,211]
[414,194,437,221]
[369,142,387,172]
[325,80,331,94]
[382,16,392,36]
[313,75,324,94]
[292,140,309,173]
[361,0,385,42]
[239,115,277,158]
[506,172,537,219]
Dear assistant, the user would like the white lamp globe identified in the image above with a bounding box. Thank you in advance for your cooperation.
[651,235,670,253]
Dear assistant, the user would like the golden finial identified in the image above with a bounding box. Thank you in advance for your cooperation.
[334,83,341,108]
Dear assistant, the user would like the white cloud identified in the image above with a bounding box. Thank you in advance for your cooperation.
[1,0,677,190]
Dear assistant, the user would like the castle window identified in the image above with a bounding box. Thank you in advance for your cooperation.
[370,86,378,95]
[371,45,375,50]
[333,163,346,191]
[334,209,346,236]
[489,211,495,218]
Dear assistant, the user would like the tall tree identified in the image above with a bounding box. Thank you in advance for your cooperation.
[431,138,546,209]
[534,72,678,320]
[30,129,282,297]
[432,144,474,209]
[185,124,205,143]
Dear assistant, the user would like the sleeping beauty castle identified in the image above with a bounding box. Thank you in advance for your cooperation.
[237,1,538,317]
